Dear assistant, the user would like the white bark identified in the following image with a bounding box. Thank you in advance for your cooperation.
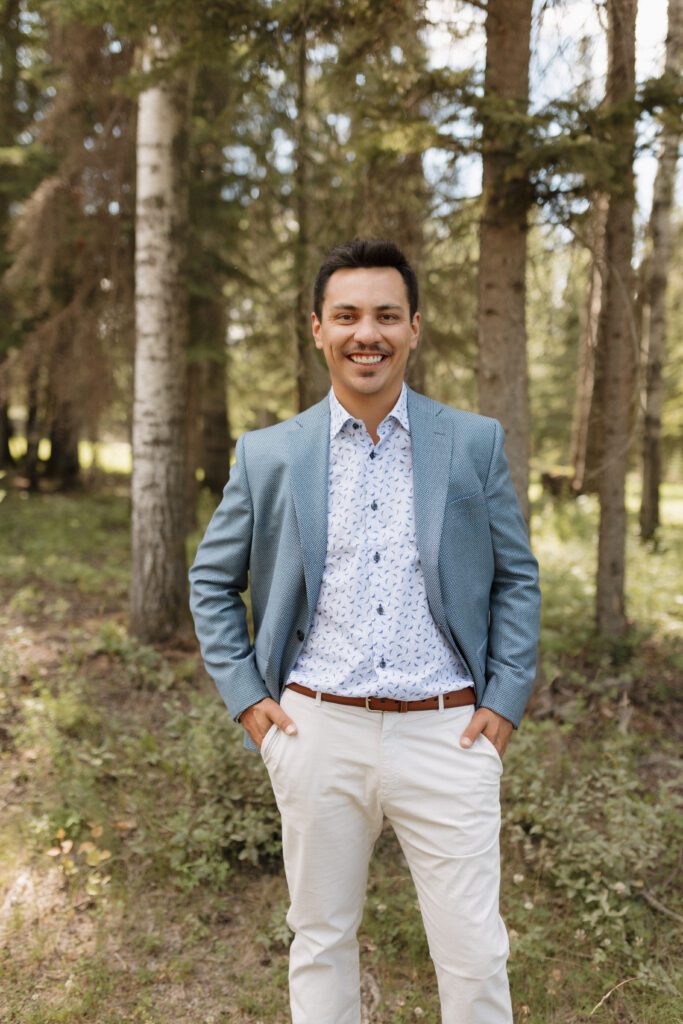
[130,30,194,641]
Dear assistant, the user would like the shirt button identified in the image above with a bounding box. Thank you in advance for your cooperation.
[296,629,304,641]
[369,451,376,459]
[370,500,378,511]
[377,604,384,615]
[352,422,360,429]
[379,657,386,669]
[373,552,380,563]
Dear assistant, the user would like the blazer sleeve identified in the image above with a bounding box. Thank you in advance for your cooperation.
[188,433,270,722]
[479,420,541,727]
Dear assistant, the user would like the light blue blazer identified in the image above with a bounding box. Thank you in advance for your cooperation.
[188,387,541,751]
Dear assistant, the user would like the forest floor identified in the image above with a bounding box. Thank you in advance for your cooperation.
[0,474,682,1024]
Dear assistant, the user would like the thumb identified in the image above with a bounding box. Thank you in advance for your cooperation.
[460,711,485,749]
[272,706,297,736]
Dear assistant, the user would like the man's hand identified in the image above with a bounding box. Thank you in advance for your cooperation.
[460,708,513,760]
[239,697,297,750]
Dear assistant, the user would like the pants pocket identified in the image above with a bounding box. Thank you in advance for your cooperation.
[479,730,504,770]
[259,722,279,759]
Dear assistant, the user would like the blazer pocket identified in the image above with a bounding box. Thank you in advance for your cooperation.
[444,488,486,509]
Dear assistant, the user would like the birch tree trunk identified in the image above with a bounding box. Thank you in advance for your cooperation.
[477,0,533,523]
[130,29,195,641]
[639,0,682,540]
[595,0,638,637]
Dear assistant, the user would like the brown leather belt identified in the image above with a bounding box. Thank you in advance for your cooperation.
[286,681,476,713]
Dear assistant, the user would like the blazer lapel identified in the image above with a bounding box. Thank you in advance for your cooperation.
[288,396,330,621]
[407,387,452,629]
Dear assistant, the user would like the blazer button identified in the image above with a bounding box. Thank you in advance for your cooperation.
[296,629,304,641]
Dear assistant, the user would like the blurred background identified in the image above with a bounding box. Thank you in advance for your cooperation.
[0,1,681,1022]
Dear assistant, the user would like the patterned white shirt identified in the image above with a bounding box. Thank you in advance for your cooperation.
[285,382,473,699]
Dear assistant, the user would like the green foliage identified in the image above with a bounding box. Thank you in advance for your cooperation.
[527,221,585,466]
[361,838,429,965]
[0,492,130,597]
[254,895,293,953]
[503,723,681,969]
[74,621,179,691]
[43,0,269,55]
[2,484,683,1021]
[10,658,282,896]
[154,692,282,888]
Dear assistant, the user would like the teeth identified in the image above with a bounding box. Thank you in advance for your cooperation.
[349,354,385,364]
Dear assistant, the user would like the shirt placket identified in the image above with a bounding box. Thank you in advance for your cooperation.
[365,422,390,679]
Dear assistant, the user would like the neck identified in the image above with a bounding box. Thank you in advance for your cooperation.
[332,382,405,442]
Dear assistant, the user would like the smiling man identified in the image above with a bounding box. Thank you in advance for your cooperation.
[188,238,541,1024]
[315,264,419,442]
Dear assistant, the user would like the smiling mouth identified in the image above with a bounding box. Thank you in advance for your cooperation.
[346,353,388,365]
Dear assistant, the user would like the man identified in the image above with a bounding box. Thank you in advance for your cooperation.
[188,238,541,1024]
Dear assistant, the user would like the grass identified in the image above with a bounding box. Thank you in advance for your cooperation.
[0,475,681,1023]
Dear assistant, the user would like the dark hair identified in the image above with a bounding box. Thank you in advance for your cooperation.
[312,238,419,321]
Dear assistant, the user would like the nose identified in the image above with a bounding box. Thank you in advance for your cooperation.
[352,315,383,344]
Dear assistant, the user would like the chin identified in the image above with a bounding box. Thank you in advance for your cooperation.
[348,378,384,391]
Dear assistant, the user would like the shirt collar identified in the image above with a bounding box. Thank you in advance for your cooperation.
[328,382,410,439]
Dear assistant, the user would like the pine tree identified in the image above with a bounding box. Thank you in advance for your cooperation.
[639,0,682,541]
[477,0,533,522]
[595,0,638,638]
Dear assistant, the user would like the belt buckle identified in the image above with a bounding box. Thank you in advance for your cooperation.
[364,696,384,712]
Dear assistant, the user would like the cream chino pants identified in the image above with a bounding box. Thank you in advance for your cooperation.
[260,686,512,1024]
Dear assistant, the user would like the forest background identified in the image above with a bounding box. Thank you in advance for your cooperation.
[0,0,682,1022]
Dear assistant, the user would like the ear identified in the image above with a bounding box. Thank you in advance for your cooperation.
[410,311,421,349]
[311,311,323,350]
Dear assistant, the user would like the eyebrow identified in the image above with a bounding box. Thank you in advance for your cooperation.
[330,303,403,311]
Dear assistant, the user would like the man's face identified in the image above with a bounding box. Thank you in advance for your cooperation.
[312,266,420,403]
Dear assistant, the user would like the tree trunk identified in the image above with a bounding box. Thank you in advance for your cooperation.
[130,29,195,642]
[595,0,638,638]
[358,146,429,392]
[44,333,82,489]
[0,391,13,468]
[187,67,232,497]
[23,362,40,490]
[639,0,682,541]
[570,194,608,493]
[0,0,20,470]
[477,0,533,522]
[185,357,201,534]
[344,6,431,394]
[199,297,231,496]
[46,407,80,487]
[294,25,328,412]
